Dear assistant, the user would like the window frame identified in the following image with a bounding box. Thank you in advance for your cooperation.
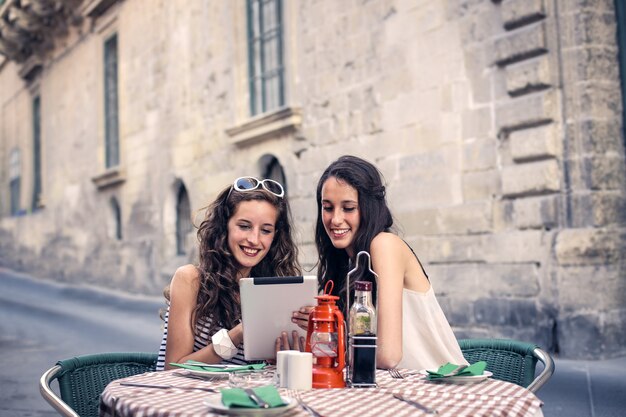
[616,0,626,143]
[246,0,285,116]
[32,95,42,211]
[104,33,119,169]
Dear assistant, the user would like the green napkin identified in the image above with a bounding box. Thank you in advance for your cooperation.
[220,385,286,409]
[170,361,266,373]
[427,361,487,380]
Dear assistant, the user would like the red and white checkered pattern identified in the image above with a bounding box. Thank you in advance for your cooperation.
[99,369,543,417]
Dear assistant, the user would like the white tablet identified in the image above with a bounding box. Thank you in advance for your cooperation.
[239,276,318,360]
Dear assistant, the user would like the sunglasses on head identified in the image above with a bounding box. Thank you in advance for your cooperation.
[228,176,285,198]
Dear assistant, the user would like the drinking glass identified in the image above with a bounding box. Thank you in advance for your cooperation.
[228,370,277,388]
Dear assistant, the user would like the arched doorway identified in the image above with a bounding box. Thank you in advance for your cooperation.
[176,183,192,255]
[259,154,287,195]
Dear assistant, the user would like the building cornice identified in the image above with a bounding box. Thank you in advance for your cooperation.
[0,0,92,80]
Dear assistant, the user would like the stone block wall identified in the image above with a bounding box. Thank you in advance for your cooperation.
[552,0,626,357]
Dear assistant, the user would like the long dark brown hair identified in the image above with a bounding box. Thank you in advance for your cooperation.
[191,184,301,336]
[315,155,394,313]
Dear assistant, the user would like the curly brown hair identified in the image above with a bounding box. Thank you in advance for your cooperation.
[192,184,301,336]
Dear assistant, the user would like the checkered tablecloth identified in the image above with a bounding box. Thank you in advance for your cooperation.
[99,369,543,417]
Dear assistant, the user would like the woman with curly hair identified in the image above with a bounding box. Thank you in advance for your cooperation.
[156,177,301,370]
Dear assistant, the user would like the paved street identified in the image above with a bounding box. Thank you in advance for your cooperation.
[538,356,626,417]
[1,267,624,417]
[0,268,164,417]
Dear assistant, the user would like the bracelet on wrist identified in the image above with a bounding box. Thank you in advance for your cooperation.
[211,328,238,359]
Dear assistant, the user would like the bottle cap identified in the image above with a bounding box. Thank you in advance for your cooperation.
[355,281,372,291]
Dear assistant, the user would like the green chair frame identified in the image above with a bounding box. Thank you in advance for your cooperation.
[39,352,158,417]
[458,338,554,393]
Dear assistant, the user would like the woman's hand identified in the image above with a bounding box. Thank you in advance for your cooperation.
[291,306,314,331]
[275,330,305,353]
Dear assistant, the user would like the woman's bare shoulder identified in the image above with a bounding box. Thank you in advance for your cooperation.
[371,232,405,250]
[171,264,201,288]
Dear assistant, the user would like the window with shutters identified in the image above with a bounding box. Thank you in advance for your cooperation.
[247,0,284,116]
[104,34,119,168]
[32,95,42,211]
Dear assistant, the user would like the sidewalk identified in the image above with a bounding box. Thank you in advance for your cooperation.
[536,356,626,417]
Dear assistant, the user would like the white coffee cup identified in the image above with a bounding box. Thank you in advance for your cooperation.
[286,351,313,391]
[276,350,298,388]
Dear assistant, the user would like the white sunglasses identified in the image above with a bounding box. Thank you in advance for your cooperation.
[228,176,285,198]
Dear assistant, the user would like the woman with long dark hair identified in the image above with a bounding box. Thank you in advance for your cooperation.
[157,177,300,370]
[293,155,466,370]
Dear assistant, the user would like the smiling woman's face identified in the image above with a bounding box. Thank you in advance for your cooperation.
[227,199,278,278]
[321,177,360,257]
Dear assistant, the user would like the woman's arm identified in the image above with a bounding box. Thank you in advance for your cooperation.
[163,265,243,369]
[369,233,406,369]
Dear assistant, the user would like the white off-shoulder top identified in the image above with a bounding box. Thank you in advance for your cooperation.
[397,286,468,370]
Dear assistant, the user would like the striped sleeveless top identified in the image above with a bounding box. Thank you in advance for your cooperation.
[156,307,255,370]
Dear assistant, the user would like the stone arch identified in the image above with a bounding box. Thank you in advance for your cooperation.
[258,153,288,195]
[163,178,194,259]
[109,197,122,240]
[175,183,192,255]
[9,148,21,215]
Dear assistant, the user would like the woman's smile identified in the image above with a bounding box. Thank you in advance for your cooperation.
[241,246,261,256]
[330,228,350,238]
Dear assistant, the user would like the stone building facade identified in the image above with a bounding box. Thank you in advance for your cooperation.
[0,0,624,359]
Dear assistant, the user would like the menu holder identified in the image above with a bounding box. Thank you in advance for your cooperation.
[345,251,378,388]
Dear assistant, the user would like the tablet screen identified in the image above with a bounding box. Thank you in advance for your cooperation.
[240,276,318,360]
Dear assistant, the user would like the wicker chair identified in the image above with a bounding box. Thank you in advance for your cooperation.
[39,352,158,417]
[458,338,554,393]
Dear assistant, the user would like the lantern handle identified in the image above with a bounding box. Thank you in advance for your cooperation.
[323,280,334,295]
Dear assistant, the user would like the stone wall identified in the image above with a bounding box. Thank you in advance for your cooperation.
[0,0,624,358]
[551,0,626,357]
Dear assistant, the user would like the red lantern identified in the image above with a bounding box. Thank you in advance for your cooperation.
[305,281,346,388]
